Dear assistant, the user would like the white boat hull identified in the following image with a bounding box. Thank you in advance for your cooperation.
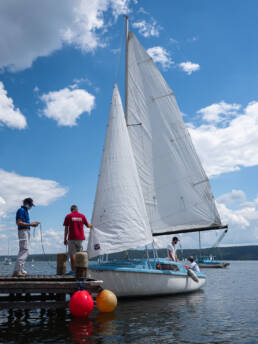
[88,269,206,297]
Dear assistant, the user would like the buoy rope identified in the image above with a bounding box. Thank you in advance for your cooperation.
[77,279,86,291]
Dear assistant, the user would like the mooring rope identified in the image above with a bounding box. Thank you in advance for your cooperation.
[38,223,57,270]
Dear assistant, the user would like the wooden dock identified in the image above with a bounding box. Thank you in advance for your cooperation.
[0,275,103,309]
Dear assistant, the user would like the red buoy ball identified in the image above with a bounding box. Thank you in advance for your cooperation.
[69,290,94,317]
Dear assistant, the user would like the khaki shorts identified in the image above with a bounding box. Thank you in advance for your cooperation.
[68,240,83,256]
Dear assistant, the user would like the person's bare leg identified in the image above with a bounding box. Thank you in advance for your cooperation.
[70,254,75,271]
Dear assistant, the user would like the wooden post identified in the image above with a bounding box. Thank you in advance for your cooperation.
[75,252,88,280]
[56,253,67,275]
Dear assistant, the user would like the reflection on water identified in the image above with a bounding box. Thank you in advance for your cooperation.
[0,261,258,343]
[69,318,94,344]
[0,292,205,344]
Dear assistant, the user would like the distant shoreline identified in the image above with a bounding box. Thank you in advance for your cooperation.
[1,245,258,261]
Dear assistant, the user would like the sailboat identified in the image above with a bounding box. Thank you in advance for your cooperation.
[87,17,227,297]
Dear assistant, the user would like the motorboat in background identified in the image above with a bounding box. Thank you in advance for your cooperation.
[197,256,230,268]
[196,229,230,268]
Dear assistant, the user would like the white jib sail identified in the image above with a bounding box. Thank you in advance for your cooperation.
[127,32,221,234]
[88,84,153,258]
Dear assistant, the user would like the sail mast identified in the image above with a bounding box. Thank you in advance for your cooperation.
[125,15,129,124]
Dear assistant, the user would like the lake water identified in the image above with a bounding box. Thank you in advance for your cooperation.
[0,260,257,343]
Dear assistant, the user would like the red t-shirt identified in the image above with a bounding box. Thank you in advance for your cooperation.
[63,211,89,240]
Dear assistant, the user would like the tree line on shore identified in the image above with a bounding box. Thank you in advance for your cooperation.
[1,245,258,261]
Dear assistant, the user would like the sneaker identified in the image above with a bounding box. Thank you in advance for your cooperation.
[65,271,75,275]
[12,271,26,277]
[21,270,28,275]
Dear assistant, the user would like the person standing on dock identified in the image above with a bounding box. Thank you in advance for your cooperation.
[63,205,92,274]
[13,198,39,277]
[167,236,179,262]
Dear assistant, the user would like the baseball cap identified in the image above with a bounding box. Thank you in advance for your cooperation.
[23,198,35,206]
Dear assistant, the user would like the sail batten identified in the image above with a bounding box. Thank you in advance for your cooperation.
[88,85,152,258]
[127,32,222,235]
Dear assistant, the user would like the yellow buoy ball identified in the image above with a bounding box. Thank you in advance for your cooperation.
[96,289,117,313]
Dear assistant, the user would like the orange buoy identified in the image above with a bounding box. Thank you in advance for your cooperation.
[69,290,94,317]
[96,289,117,313]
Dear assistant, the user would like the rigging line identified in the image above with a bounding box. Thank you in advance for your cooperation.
[114,17,126,84]
[38,223,57,270]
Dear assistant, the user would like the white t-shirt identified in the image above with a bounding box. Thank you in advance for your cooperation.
[167,244,176,261]
[189,262,200,273]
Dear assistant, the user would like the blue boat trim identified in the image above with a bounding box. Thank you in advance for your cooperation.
[89,258,206,279]
[197,259,222,265]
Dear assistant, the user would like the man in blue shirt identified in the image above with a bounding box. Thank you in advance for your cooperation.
[13,198,39,277]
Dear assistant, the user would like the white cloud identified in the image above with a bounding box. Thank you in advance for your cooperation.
[0,0,130,71]
[197,101,241,123]
[110,0,130,18]
[132,19,161,38]
[0,224,65,255]
[0,168,67,255]
[179,61,200,75]
[215,190,258,245]
[169,37,178,44]
[147,46,173,70]
[138,7,149,15]
[0,169,67,219]
[189,101,258,177]
[217,189,246,206]
[216,202,250,228]
[30,228,65,254]
[154,190,258,249]
[0,82,27,129]
[40,86,95,126]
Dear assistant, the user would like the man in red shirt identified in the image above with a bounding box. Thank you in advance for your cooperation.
[63,205,92,272]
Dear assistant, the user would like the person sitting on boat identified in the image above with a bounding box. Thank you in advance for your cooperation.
[188,256,200,272]
[13,198,40,277]
[63,205,92,274]
[167,236,179,262]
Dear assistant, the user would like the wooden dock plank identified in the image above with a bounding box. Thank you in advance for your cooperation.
[0,281,102,294]
[0,275,75,281]
[0,301,68,310]
[0,274,103,308]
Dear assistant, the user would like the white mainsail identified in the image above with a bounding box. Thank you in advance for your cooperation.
[127,32,221,235]
[88,84,152,258]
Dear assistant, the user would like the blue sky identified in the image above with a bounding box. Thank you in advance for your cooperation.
[1,0,258,254]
